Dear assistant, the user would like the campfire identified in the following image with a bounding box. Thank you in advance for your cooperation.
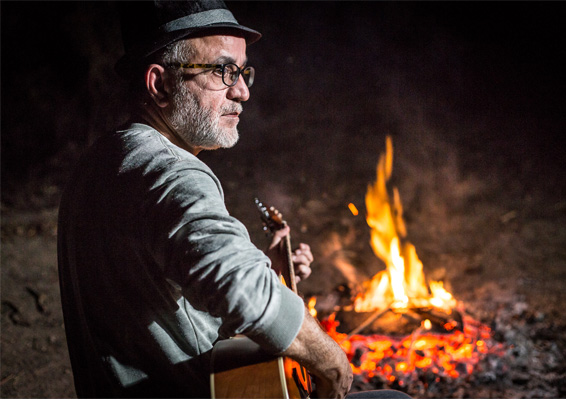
[310,137,505,393]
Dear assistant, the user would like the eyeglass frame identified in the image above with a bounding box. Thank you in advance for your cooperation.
[167,62,255,88]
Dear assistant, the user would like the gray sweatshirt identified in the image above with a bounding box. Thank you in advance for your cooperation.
[58,123,304,398]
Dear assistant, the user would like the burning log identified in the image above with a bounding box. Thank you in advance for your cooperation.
[344,305,391,338]
[335,306,464,337]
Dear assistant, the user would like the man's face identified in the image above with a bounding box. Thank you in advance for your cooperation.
[166,35,250,151]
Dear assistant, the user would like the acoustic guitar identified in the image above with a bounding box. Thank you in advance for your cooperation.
[209,198,313,399]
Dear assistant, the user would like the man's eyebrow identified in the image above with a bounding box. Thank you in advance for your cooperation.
[214,55,248,66]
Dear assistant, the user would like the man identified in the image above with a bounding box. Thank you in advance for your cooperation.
[58,1,352,398]
[58,1,408,398]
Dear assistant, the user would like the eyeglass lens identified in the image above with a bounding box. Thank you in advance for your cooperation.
[223,64,255,88]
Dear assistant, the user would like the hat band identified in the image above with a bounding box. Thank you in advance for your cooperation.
[159,9,239,34]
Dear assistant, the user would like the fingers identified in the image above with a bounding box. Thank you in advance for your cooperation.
[266,227,314,283]
[295,243,314,263]
[310,356,353,398]
[292,243,313,282]
[315,375,352,399]
[293,264,311,283]
[314,360,353,398]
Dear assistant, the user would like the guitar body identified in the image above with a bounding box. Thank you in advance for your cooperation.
[209,199,313,398]
[210,336,311,399]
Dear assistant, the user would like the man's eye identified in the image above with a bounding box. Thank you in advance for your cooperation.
[213,67,223,76]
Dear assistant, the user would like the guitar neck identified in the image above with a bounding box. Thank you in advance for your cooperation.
[283,232,298,294]
[254,198,299,295]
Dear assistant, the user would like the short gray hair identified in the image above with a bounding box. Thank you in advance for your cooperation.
[130,39,196,107]
[159,39,196,69]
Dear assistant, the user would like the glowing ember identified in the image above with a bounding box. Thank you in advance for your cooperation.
[319,312,503,387]
[348,203,360,216]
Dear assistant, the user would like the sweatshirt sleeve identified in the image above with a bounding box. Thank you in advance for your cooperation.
[141,160,304,353]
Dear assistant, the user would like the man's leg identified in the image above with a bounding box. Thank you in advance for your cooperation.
[346,389,412,399]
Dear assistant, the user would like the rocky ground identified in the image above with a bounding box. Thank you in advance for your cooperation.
[2,2,565,398]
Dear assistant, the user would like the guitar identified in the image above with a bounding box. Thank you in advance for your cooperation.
[209,198,313,399]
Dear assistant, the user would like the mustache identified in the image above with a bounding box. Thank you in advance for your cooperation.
[221,102,243,115]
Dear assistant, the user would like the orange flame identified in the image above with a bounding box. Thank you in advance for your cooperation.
[316,136,504,387]
[308,297,317,318]
[354,136,456,313]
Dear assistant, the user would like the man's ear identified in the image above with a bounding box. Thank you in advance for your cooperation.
[145,64,170,108]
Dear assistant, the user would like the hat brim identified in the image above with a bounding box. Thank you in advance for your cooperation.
[115,23,261,78]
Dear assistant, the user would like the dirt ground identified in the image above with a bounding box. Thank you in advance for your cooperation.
[2,2,565,398]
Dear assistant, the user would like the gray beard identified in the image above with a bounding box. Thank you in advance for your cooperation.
[168,80,241,150]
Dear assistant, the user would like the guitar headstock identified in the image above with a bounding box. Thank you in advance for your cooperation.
[254,197,286,234]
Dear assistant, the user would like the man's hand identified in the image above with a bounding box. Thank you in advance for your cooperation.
[266,225,313,283]
[292,242,313,283]
[281,308,353,398]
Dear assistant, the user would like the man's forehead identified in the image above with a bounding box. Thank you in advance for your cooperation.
[187,34,247,62]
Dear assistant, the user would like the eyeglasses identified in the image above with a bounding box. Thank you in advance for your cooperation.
[168,63,255,88]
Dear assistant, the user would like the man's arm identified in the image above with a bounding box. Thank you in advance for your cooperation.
[280,307,353,399]
[266,226,352,398]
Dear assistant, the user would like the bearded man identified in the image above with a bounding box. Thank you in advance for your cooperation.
[58,1,409,398]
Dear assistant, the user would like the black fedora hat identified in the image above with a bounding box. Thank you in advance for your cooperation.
[115,0,261,78]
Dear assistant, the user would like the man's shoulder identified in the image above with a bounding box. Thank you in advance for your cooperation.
[73,122,221,195]
[117,123,205,168]
[85,123,211,178]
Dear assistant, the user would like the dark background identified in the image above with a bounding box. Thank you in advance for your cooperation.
[2,1,566,398]
[2,1,565,200]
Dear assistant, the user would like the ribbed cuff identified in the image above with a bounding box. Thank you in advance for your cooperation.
[247,287,305,353]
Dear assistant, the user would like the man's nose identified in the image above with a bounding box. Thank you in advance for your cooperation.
[226,76,250,102]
